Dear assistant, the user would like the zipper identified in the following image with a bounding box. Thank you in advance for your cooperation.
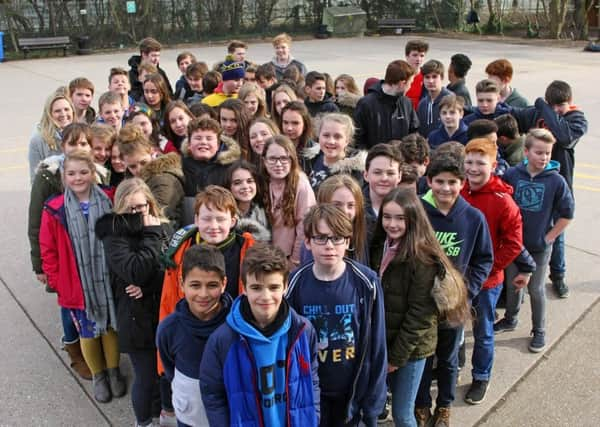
[240,336,265,427]
[285,323,306,427]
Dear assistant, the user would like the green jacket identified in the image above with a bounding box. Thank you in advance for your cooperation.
[504,88,529,108]
[370,241,439,367]
[500,135,525,166]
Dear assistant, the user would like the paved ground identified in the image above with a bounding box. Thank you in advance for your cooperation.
[0,35,598,426]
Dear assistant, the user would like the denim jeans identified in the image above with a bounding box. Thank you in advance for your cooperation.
[471,285,502,381]
[504,246,552,332]
[415,325,462,408]
[390,359,426,427]
[549,232,565,278]
[61,307,79,344]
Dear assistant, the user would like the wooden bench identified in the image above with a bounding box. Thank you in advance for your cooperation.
[18,36,71,58]
[378,18,417,35]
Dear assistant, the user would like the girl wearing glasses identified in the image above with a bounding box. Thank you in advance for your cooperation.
[261,135,315,267]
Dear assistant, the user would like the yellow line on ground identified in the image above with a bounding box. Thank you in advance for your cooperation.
[574,185,600,193]
[575,173,600,181]
[0,165,26,171]
[0,147,28,154]
[577,163,600,170]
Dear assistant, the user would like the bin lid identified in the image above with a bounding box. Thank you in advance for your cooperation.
[325,6,366,17]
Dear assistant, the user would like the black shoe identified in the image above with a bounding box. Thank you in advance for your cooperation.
[464,379,489,405]
[551,277,570,298]
[377,392,391,423]
[458,342,466,369]
[493,317,518,334]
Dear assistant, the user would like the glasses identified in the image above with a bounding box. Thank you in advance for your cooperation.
[129,203,148,213]
[311,235,348,246]
[265,155,291,165]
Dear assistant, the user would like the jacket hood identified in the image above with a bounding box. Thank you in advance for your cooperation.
[226,296,291,343]
[516,159,561,176]
[237,217,272,242]
[336,91,361,108]
[181,135,241,166]
[37,154,64,174]
[367,80,399,103]
[463,174,514,196]
[95,212,144,239]
[139,152,184,181]
[303,145,367,174]
[422,189,470,219]
[175,293,232,339]
[128,55,142,69]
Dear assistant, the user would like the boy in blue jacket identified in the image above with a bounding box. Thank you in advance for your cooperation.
[417,60,452,137]
[200,243,320,427]
[156,244,233,427]
[287,204,387,427]
[415,151,493,427]
[463,79,512,126]
[495,128,574,352]
[427,93,469,149]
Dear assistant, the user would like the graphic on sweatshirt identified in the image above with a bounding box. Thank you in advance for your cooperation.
[302,303,356,363]
[514,180,545,212]
[435,231,464,258]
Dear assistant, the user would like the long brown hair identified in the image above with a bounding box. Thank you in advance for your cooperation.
[219,99,251,160]
[261,135,301,227]
[162,100,194,149]
[280,101,313,152]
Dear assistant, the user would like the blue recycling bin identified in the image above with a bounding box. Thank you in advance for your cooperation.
[0,32,4,62]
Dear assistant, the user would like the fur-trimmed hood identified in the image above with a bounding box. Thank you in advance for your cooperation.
[139,152,184,181]
[180,134,241,166]
[237,217,271,242]
[36,154,110,185]
[303,144,367,175]
[336,91,361,109]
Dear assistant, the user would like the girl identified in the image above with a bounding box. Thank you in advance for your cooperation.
[305,112,366,191]
[261,135,315,267]
[190,102,218,120]
[370,188,468,427]
[128,103,167,153]
[109,143,127,187]
[224,160,271,242]
[143,73,172,126]
[162,100,194,154]
[270,84,297,125]
[96,178,172,427]
[219,99,251,159]
[238,82,267,119]
[29,90,75,181]
[279,101,315,173]
[40,150,125,404]
[117,124,185,229]
[333,74,362,118]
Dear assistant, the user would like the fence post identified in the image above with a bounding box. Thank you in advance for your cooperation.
[0,32,4,62]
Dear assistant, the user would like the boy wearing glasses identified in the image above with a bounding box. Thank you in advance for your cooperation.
[286,204,387,427]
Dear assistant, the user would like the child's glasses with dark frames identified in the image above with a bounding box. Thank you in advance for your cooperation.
[311,235,348,246]
[129,203,149,213]
[265,156,291,165]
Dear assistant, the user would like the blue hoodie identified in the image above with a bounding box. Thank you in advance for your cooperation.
[503,160,574,253]
[421,191,493,300]
[463,102,512,125]
[417,87,452,137]
[427,119,469,149]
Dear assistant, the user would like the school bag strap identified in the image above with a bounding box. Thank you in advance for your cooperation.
[161,224,198,269]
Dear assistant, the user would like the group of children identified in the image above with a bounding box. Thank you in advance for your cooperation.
[26,34,587,427]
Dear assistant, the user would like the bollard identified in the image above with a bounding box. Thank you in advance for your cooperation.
[0,32,4,63]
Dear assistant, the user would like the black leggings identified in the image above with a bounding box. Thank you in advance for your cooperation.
[128,350,161,424]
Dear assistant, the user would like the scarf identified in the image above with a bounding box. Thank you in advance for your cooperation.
[379,237,400,277]
[65,185,116,335]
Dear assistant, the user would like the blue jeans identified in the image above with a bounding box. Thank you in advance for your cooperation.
[390,359,426,427]
[549,232,565,278]
[471,285,502,381]
[415,325,462,408]
[61,307,79,344]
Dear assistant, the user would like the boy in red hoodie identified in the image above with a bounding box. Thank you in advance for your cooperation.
[460,138,523,404]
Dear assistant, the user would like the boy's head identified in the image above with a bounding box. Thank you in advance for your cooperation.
[448,54,472,81]
[304,204,352,267]
[467,119,498,145]
[475,79,501,115]
[485,59,514,89]
[188,117,222,161]
[139,37,161,65]
[495,114,519,146]
[398,163,419,192]
[364,143,403,199]
[108,67,131,97]
[272,33,292,60]
[421,60,444,96]
[61,122,92,155]
[203,71,222,95]
[545,80,573,115]
[68,78,95,113]
[89,123,116,164]
[464,138,498,190]
[244,65,257,83]
[138,62,158,84]
[524,128,555,173]
[396,133,430,177]
[185,61,209,92]
[384,60,416,95]
[439,94,464,131]
[227,40,248,63]
[404,39,429,71]
[221,58,245,95]
[98,91,124,130]
[255,63,277,89]
[304,71,326,102]
[426,152,465,209]
[194,185,237,245]
[181,244,227,320]
[176,51,197,74]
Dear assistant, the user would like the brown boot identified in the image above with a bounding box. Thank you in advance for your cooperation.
[432,406,451,427]
[64,341,92,380]
[415,407,432,427]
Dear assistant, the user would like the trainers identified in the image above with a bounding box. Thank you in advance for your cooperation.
[464,379,489,405]
[552,277,570,298]
[528,329,546,353]
[377,392,392,423]
[414,407,432,427]
[432,406,451,427]
[493,317,517,334]
[159,411,177,427]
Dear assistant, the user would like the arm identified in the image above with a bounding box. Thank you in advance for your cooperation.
[545,218,571,244]
[28,172,53,274]
[28,133,45,183]
[409,103,420,134]
[199,334,230,427]
[353,99,369,150]
[465,218,494,300]
[546,176,575,244]
[156,321,175,381]
[493,199,524,271]
[535,98,588,149]
[39,210,59,289]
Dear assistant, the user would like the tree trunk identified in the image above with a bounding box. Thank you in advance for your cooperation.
[548,0,569,38]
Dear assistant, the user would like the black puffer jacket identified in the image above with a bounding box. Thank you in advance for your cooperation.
[128,54,174,101]
[96,213,173,353]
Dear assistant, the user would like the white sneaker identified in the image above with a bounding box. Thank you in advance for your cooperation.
[159,411,177,427]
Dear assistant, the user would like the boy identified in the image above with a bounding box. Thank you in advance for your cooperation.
[463,79,511,125]
[129,62,158,102]
[256,63,278,109]
[460,138,523,404]
[202,70,222,96]
[200,243,320,426]
[97,91,124,132]
[495,114,525,166]
[427,93,469,149]
[108,67,133,115]
[174,51,197,97]
[485,59,529,107]
[495,129,574,352]
[68,77,96,124]
[415,152,493,427]
[178,61,209,105]
[394,133,430,195]
[270,33,307,81]
[244,64,257,83]
[89,123,116,184]
[202,58,245,107]
[354,60,418,149]
[404,39,429,110]
[398,164,419,193]
[304,71,339,117]
[362,143,403,237]
[287,204,387,426]
[157,245,232,427]
[128,37,173,100]
[447,53,473,107]
[417,60,452,137]
[160,186,255,324]
[214,40,253,72]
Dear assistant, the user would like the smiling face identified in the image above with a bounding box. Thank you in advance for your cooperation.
[168,107,191,137]
[100,102,124,130]
[130,114,153,139]
[382,200,406,243]
[464,151,495,191]
[363,156,401,199]
[189,129,220,161]
[143,81,162,108]
[243,94,259,116]
[91,138,110,164]
[245,271,287,329]
[249,122,274,155]
[178,56,193,74]
[427,172,464,212]
[110,144,127,173]
[274,43,290,61]
[194,203,236,244]
[51,99,74,129]
[71,88,93,112]
[220,109,238,137]
[142,50,160,66]
[281,110,304,143]
[223,78,244,96]
[264,143,292,181]
[229,168,257,204]
[109,75,130,96]
[182,267,226,321]
[232,47,246,63]
[319,120,348,163]
[305,219,349,268]
[274,92,292,115]
[63,159,95,200]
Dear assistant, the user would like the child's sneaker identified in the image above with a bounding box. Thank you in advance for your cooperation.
[464,379,489,405]
[432,406,451,427]
[493,317,517,334]
[414,407,432,427]
[377,392,392,423]
[528,329,546,353]
[551,276,570,298]
[159,410,177,427]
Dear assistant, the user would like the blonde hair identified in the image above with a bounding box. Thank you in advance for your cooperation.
[63,149,96,175]
[272,33,292,47]
[525,128,556,148]
[318,113,355,146]
[113,177,168,222]
[117,124,153,156]
[40,91,75,151]
[90,123,117,148]
[239,82,267,118]
[334,74,360,96]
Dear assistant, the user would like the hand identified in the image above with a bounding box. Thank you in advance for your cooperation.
[143,214,161,227]
[36,273,48,284]
[387,363,398,373]
[512,273,531,289]
[125,284,143,299]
